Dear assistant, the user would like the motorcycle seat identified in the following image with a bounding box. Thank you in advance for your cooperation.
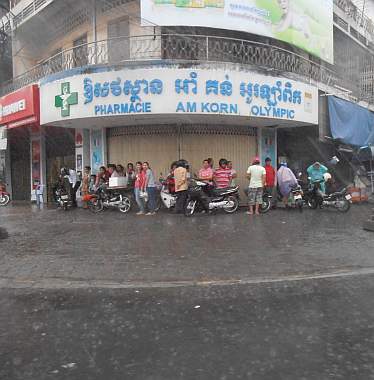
[211,186,238,196]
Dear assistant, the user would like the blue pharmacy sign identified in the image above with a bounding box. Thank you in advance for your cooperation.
[40,68,319,125]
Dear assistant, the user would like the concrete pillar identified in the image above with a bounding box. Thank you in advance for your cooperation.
[30,126,46,202]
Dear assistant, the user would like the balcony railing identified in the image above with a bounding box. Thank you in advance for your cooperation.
[0,34,343,97]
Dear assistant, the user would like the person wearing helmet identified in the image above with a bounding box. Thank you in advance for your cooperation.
[307,161,328,193]
[246,157,266,215]
[213,158,232,189]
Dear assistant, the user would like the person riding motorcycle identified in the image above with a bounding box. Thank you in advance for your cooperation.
[56,168,73,201]
[307,162,328,193]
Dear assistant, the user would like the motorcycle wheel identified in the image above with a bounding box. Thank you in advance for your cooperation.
[0,194,10,206]
[89,198,104,213]
[223,196,239,213]
[296,199,303,212]
[259,196,271,214]
[63,202,68,211]
[308,198,318,209]
[336,198,351,213]
[118,197,131,213]
[185,199,197,216]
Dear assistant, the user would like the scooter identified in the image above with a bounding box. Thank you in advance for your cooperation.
[185,179,239,216]
[0,184,11,207]
[308,180,352,212]
[88,184,132,213]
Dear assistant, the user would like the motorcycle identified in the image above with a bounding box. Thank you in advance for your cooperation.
[160,181,177,209]
[88,184,132,213]
[291,184,304,212]
[308,180,352,212]
[0,184,10,207]
[55,186,73,211]
[185,179,239,216]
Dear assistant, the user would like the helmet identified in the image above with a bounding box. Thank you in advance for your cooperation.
[323,172,332,181]
[60,167,69,176]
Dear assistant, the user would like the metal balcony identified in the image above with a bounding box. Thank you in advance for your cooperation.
[0,34,343,97]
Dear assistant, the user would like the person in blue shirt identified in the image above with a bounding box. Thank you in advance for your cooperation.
[307,162,328,193]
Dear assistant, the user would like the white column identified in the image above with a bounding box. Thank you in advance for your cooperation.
[30,126,46,202]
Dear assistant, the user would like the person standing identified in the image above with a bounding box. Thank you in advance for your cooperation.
[81,166,91,209]
[198,159,214,185]
[134,161,146,215]
[213,159,232,189]
[116,164,126,177]
[264,157,277,208]
[227,161,237,187]
[174,160,188,214]
[108,164,119,178]
[246,157,266,215]
[277,162,298,208]
[142,162,157,215]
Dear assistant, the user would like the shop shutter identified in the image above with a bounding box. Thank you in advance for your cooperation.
[180,126,257,198]
[107,126,179,179]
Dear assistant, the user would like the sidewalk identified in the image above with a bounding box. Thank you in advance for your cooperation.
[0,204,373,288]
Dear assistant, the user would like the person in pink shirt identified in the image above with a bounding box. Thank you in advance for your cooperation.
[198,159,214,185]
[213,158,232,189]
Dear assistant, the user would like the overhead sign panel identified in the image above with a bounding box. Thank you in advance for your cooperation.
[141,0,333,63]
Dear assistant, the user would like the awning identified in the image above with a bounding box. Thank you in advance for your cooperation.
[328,96,374,147]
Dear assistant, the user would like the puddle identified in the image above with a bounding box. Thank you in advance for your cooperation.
[0,227,9,240]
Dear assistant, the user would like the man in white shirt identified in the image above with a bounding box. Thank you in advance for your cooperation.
[246,157,266,215]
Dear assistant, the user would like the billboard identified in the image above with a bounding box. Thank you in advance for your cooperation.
[141,0,333,63]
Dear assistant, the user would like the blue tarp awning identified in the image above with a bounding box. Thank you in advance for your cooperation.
[328,96,374,147]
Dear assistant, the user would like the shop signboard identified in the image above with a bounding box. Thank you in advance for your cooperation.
[0,85,40,128]
[141,0,333,63]
[40,67,318,125]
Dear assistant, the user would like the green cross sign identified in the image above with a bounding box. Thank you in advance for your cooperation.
[55,82,78,117]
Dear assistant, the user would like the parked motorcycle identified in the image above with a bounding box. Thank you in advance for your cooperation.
[0,184,10,207]
[88,185,132,213]
[55,186,73,211]
[160,182,177,210]
[308,180,352,212]
[185,179,239,216]
[290,184,304,212]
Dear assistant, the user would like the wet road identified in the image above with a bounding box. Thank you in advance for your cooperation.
[2,275,374,380]
[0,204,373,286]
[1,204,374,379]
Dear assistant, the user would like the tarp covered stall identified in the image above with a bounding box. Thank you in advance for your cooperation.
[328,96,374,147]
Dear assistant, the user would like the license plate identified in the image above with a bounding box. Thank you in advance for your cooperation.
[345,194,352,200]
[61,195,69,200]
[294,194,302,200]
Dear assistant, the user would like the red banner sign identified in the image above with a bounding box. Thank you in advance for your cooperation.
[0,85,40,128]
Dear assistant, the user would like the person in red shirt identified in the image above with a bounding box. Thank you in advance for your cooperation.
[264,157,277,208]
[213,158,232,189]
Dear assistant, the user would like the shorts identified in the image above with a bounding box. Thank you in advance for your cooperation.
[248,187,263,206]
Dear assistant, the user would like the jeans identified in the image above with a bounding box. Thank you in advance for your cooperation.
[147,186,157,212]
[175,190,188,213]
[134,188,145,213]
